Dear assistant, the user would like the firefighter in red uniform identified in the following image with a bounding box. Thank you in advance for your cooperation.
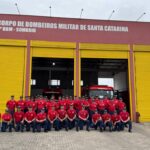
[57,105,68,131]
[97,98,105,115]
[113,96,119,110]
[102,110,112,132]
[24,96,30,112]
[35,96,46,113]
[23,106,36,132]
[89,97,97,124]
[111,110,121,131]
[46,99,59,112]
[47,106,59,131]
[120,107,132,132]
[67,96,75,108]
[74,97,82,113]
[16,96,25,112]
[107,99,116,115]
[67,104,76,129]
[36,108,48,132]
[103,95,110,109]
[1,109,12,132]
[14,106,24,132]
[6,95,16,116]
[91,110,104,132]
[81,96,89,110]
[76,105,90,131]
[118,98,126,113]
[58,97,68,110]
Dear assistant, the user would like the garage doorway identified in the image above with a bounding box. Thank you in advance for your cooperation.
[81,58,130,112]
[31,57,74,98]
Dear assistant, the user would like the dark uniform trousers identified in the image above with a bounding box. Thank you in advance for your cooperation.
[1,122,12,132]
[93,120,104,131]
[104,121,113,131]
[121,120,132,132]
[36,120,48,132]
[23,120,36,132]
[76,119,90,131]
[58,119,68,131]
[47,119,59,131]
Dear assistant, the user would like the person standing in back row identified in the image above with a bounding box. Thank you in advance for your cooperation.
[6,95,16,116]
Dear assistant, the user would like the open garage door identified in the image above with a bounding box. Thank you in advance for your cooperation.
[31,58,74,98]
[81,58,130,112]
[134,50,150,122]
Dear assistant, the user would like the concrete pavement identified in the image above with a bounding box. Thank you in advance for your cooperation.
[0,123,150,150]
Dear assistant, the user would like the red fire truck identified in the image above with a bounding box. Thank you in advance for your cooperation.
[43,88,62,99]
[82,85,114,99]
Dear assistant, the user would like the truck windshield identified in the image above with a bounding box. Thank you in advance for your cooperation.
[89,90,114,99]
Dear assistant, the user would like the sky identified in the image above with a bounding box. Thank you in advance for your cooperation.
[0,0,150,22]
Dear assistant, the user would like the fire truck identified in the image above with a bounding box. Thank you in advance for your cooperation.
[82,85,114,99]
[43,88,62,99]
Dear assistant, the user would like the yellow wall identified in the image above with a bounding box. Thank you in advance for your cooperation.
[80,43,129,59]
[134,45,150,122]
[0,39,26,114]
[31,40,75,58]
[0,39,150,122]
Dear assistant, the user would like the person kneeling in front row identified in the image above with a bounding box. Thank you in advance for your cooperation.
[76,105,90,131]
[36,108,48,132]
[1,109,12,132]
[14,106,24,132]
[57,105,68,131]
[22,106,36,132]
[92,110,104,132]
[102,110,112,132]
[120,107,132,132]
[47,106,59,131]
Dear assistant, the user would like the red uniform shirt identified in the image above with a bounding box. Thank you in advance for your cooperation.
[25,100,36,110]
[111,114,121,124]
[97,100,105,110]
[108,101,116,112]
[2,113,12,121]
[81,100,89,108]
[92,113,102,124]
[118,101,126,112]
[14,111,24,123]
[102,113,111,122]
[57,109,67,120]
[16,100,25,111]
[78,110,89,120]
[48,110,58,122]
[25,111,36,121]
[74,100,82,111]
[120,111,130,122]
[46,101,59,110]
[67,109,76,120]
[67,100,75,107]
[89,102,97,111]
[36,112,46,121]
[113,98,119,108]
[36,100,46,111]
[6,100,16,111]
[103,99,110,108]
[58,100,68,110]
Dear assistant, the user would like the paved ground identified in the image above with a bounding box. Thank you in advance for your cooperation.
[0,123,150,150]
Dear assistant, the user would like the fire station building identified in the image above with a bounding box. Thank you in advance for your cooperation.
[0,14,150,122]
